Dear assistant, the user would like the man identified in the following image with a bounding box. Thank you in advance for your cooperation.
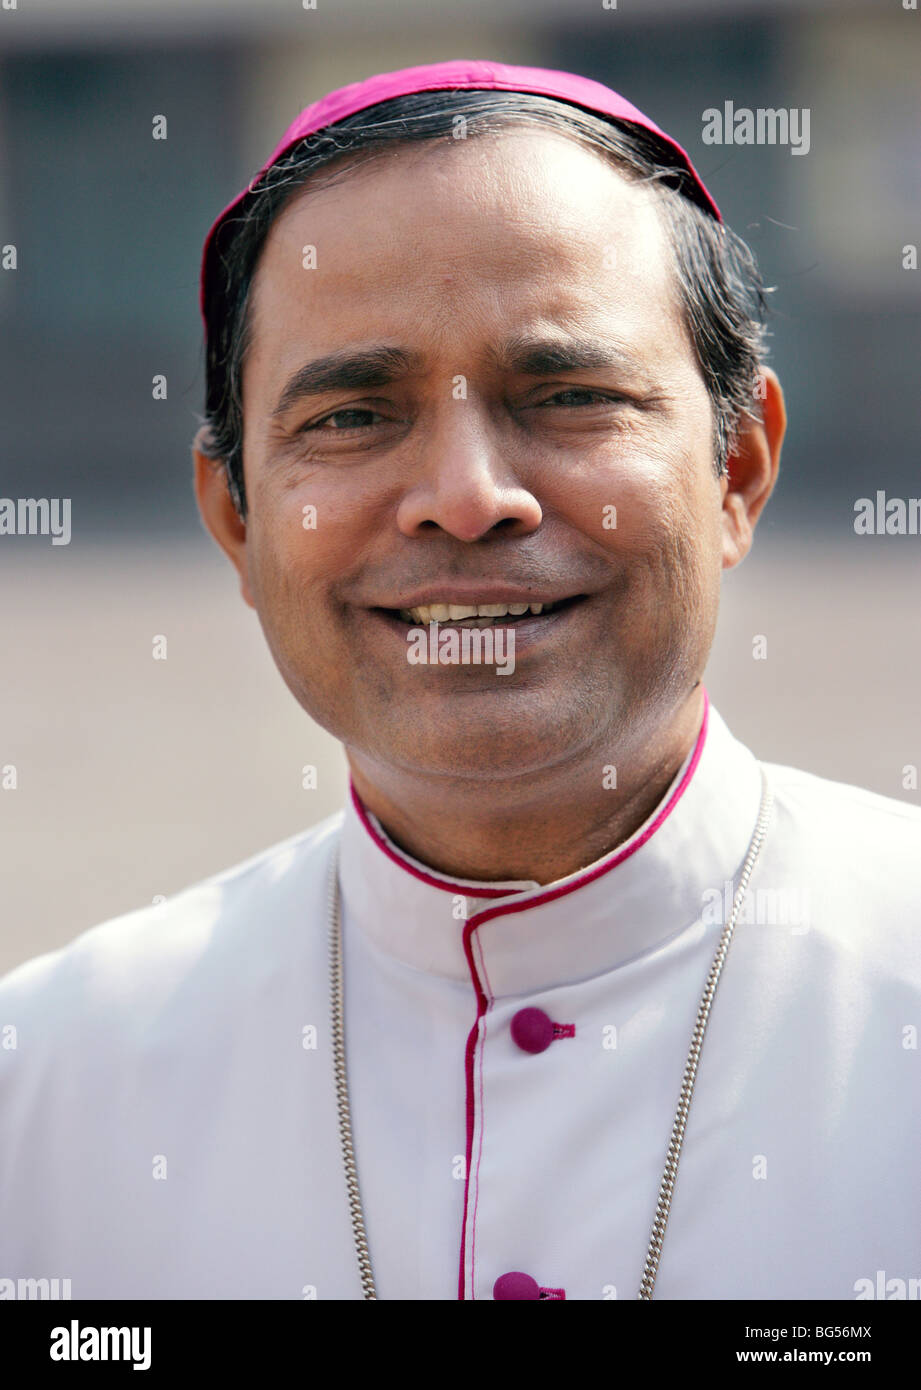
[1,60,918,1302]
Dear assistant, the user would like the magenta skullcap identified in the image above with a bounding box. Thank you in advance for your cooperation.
[199,58,721,328]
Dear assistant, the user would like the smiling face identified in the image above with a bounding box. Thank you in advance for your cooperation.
[197,129,773,790]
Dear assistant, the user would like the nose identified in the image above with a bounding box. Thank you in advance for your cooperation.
[395,404,542,542]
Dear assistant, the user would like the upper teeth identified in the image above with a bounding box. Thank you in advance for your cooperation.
[401,601,548,623]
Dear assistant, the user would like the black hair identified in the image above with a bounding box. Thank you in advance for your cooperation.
[200,89,770,518]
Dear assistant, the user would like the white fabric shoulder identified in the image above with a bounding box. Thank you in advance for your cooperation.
[758,758,921,984]
[763,757,921,828]
[0,808,344,1036]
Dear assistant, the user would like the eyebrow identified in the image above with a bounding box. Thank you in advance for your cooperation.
[271,345,423,417]
[491,332,646,379]
[270,334,648,417]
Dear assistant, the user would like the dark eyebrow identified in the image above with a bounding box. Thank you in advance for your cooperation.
[271,345,423,417]
[492,332,646,378]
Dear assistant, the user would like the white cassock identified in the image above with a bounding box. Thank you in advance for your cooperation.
[1,696,919,1302]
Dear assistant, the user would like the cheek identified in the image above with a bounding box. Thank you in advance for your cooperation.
[243,515,334,674]
[560,449,699,567]
[246,472,350,605]
[560,448,722,657]
[243,478,391,715]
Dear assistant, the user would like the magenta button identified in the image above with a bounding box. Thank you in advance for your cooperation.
[510,1007,554,1054]
[493,1272,541,1300]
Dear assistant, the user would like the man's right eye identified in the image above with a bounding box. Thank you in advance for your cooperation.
[302,408,385,432]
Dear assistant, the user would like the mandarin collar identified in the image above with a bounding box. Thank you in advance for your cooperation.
[338,692,764,996]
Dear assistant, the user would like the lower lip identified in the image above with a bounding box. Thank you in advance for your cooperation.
[365,598,588,659]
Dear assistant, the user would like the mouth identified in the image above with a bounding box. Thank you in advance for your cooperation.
[382,595,586,628]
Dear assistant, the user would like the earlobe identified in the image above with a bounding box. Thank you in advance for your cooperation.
[720,366,786,571]
[192,438,256,610]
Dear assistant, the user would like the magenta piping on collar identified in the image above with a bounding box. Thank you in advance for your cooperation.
[350,687,710,905]
[349,783,515,897]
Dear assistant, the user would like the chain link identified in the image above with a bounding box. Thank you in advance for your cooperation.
[637,767,774,1297]
[328,843,377,1299]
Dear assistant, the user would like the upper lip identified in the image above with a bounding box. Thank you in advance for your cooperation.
[372,585,585,609]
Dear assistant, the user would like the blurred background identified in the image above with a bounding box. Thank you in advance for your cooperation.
[1,0,919,973]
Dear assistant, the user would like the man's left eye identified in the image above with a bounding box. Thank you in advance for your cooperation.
[538,389,620,408]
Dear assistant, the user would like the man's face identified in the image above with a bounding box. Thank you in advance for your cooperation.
[230,131,733,782]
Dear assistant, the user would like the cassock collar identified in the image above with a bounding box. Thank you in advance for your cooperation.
[338,691,764,997]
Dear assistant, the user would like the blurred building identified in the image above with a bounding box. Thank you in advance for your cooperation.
[0,0,918,533]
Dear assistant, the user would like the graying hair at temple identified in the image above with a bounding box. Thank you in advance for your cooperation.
[200,90,771,518]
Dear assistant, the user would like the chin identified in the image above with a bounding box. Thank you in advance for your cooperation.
[377,710,594,783]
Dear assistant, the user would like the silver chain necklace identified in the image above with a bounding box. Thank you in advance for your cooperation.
[327,766,773,1301]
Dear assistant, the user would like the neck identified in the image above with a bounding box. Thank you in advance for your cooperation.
[346,687,706,886]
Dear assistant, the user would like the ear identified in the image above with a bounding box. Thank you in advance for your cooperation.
[721,366,786,570]
[191,425,256,609]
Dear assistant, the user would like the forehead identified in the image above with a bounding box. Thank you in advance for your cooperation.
[244,130,685,378]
